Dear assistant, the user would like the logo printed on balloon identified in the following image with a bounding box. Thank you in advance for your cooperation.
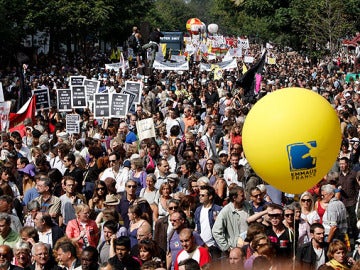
[287,141,317,180]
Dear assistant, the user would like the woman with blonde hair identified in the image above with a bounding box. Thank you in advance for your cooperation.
[300,191,320,225]
[65,204,99,250]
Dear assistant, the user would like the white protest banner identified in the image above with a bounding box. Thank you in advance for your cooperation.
[200,59,237,72]
[66,114,80,134]
[33,88,50,110]
[94,93,110,119]
[69,76,86,86]
[57,89,72,112]
[124,81,142,104]
[110,93,129,118]
[136,118,156,141]
[0,83,4,103]
[153,60,189,71]
[238,38,250,49]
[71,86,87,109]
[244,56,254,63]
[0,101,11,131]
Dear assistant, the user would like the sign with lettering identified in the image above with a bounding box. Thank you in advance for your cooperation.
[94,93,110,118]
[71,86,87,108]
[57,89,72,112]
[111,93,129,118]
[33,88,50,110]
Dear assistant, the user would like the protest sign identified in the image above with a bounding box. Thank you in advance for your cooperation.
[57,89,72,112]
[84,79,100,102]
[110,93,129,118]
[0,83,4,103]
[136,118,156,141]
[0,101,11,131]
[71,86,87,108]
[33,88,50,110]
[94,93,110,118]
[124,81,142,104]
[69,76,86,86]
[122,90,136,112]
[66,114,80,134]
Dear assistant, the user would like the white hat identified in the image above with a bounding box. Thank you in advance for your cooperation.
[58,132,69,140]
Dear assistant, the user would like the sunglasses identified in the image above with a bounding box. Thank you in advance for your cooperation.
[268,214,282,219]
[168,207,178,210]
[127,185,137,188]
[96,187,105,191]
[199,194,208,197]
[109,160,117,163]
[284,213,294,218]
[301,199,312,203]
[252,194,262,198]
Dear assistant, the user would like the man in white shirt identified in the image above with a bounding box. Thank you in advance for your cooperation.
[160,143,176,173]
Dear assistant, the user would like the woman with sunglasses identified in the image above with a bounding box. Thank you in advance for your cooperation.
[89,180,108,217]
[300,191,320,225]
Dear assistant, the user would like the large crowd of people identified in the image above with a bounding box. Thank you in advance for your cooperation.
[0,35,359,270]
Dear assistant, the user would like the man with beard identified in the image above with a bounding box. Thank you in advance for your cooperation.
[296,223,328,270]
[0,245,22,270]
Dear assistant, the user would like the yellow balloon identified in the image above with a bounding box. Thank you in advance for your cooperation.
[242,88,341,194]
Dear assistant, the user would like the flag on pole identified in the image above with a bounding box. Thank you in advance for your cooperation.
[9,95,36,135]
[236,49,267,104]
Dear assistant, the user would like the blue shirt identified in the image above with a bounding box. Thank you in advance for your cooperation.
[23,187,39,206]
[125,131,137,144]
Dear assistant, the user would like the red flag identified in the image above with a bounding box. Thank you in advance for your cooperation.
[9,96,36,135]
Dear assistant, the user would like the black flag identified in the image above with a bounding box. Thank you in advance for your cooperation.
[237,50,267,104]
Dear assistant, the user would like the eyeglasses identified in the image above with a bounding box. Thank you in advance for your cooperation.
[268,214,282,219]
[127,185,137,188]
[170,219,182,223]
[284,213,294,218]
[168,207,178,210]
[301,199,312,203]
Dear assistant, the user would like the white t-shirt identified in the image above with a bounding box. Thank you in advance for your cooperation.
[199,206,215,247]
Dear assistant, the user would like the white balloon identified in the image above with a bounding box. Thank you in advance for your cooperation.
[208,23,219,34]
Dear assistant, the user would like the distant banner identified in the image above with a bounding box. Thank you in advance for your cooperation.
[57,89,72,112]
[66,114,80,134]
[0,83,4,103]
[110,93,129,118]
[153,60,189,71]
[69,76,86,86]
[84,79,100,102]
[33,88,50,110]
[0,101,11,131]
[94,93,110,119]
[199,59,237,72]
[124,81,142,104]
[105,62,129,73]
[71,86,87,109]
[136,118,156,141]
[244,56,254,63]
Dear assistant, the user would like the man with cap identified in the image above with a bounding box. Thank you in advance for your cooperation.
[168,173,185,195]
[218,150,229,167]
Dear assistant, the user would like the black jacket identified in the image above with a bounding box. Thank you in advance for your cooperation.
[296,240,328,270]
